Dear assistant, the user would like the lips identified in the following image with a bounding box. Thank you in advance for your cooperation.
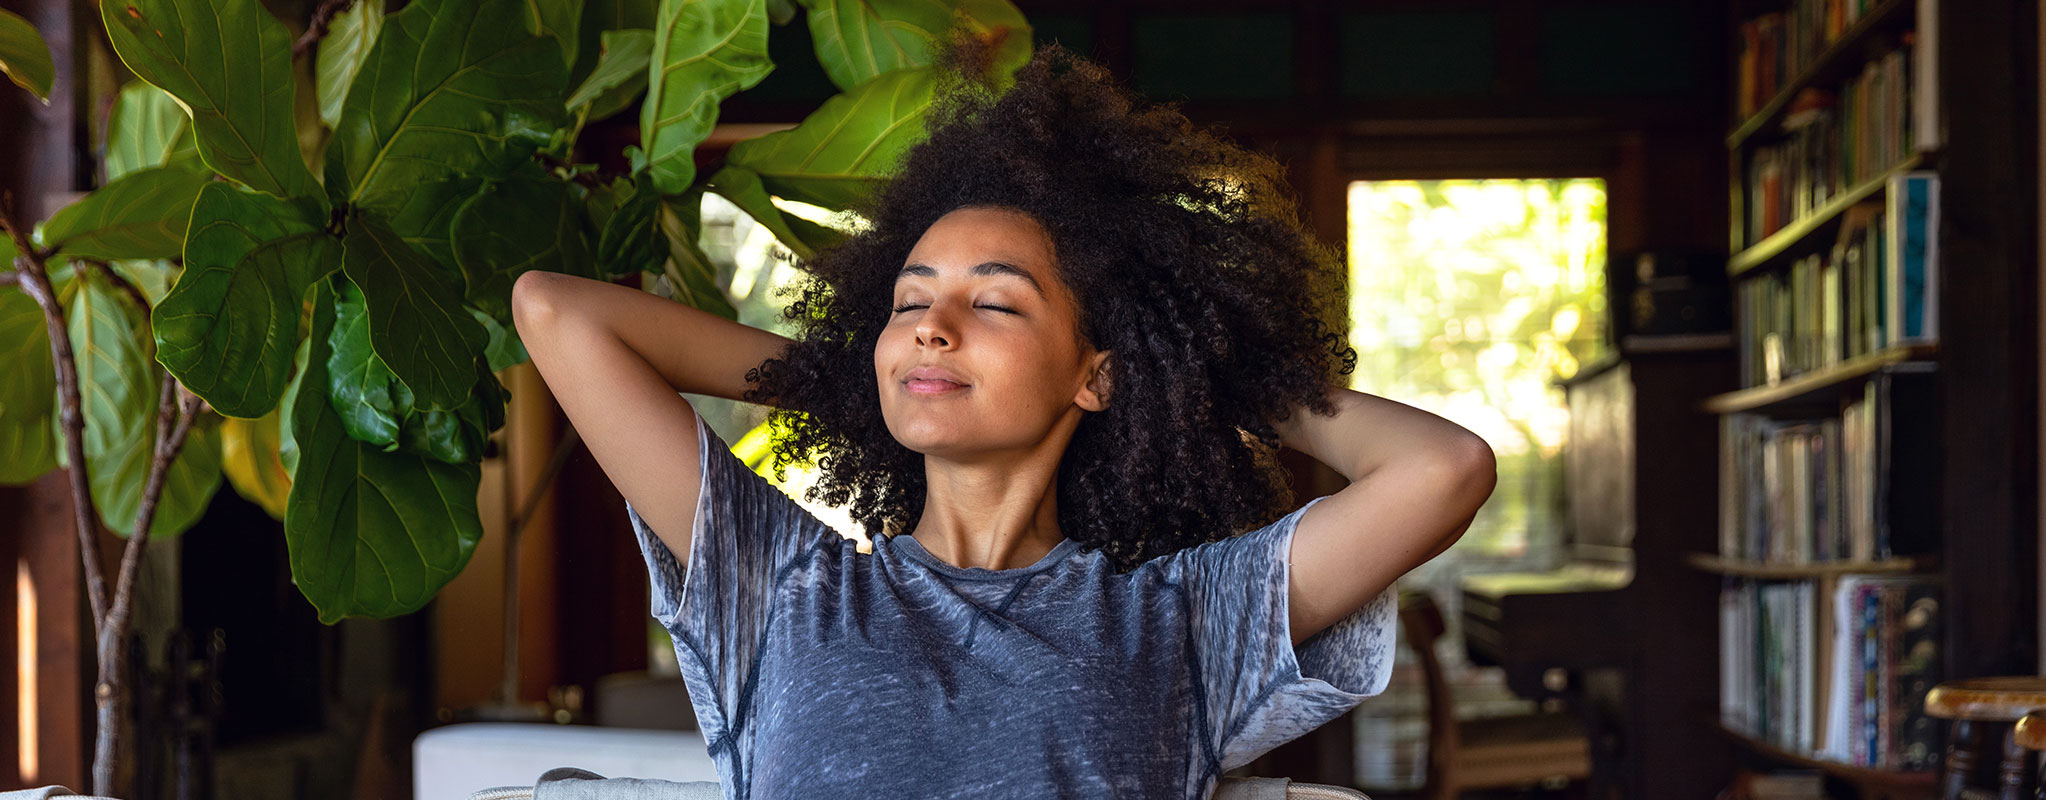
[903,365,969,394]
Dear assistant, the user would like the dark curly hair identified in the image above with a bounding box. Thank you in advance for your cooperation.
[740,40,1357,572]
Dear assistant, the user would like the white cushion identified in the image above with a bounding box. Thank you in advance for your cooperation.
[413,723,719,800]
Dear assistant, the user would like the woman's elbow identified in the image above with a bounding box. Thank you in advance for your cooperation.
[510,270,558,328]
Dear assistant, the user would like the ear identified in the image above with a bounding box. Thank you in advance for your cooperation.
[1075,350,1112,412]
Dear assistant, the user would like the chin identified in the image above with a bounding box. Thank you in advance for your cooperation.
[884,420,965,456]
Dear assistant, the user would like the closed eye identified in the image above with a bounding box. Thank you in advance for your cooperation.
[891,304,1017,314]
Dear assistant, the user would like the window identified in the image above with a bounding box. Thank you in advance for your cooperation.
[1345,178,1610,571]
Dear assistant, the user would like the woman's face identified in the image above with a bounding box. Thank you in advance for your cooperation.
[875,206,1110,459]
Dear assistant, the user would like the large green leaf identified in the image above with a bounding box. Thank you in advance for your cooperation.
[657,185,736,320]
[277,297,317,478]
[57,272,154,468]
[476,307,529,372]
[451,173,597,325]
[219,403,290,521]
[324,278,503,464]
[338,213,486,411]
[571,0,657,92]
[797,0,1029,93]
[724,66,932,209]
[390,357,504,464]
[326,0,569,212]
[156,183,341,419]
[325,279,402,448]
[51,271,222,539]
[640,0,773,196]
[705,164,843,261]
[99,0,323,198]
[383,177,484,271]
[523,0,582,66]
[106,81,199,180]
[285,276,484,623]
[0,7,53,103]
[591,172,666,277]
[313,0,383,129]
[0,282,58,484]
[92,411,223,540]
[566,29,653,121]
[36,166,210,260]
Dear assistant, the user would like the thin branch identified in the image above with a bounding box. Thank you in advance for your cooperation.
[0,271,16,288]
[292,0,358,58]
[93,371,202,795]
[0,190,110,628]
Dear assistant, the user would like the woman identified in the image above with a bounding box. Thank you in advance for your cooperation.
[513,42,1496,800]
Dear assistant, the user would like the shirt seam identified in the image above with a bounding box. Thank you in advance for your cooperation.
[894,535,1081,581]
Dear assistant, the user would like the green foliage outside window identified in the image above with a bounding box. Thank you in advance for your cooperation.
[1347,178,1609,560]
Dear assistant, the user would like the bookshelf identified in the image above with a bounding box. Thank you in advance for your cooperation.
[1706,0,1955,793]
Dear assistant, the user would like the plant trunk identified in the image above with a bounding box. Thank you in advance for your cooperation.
[7,198,205,799]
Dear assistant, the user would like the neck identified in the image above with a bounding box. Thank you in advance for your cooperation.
[908,417,1079,571]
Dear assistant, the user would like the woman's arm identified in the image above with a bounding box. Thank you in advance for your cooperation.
[510,270,796,558]
[1271,386,1498,646]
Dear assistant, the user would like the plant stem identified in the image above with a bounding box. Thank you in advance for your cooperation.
[0,192,109,628]
[4,191,208,798]
[94,373,201,794]
[292,0,358,59]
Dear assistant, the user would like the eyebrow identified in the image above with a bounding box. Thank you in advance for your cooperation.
[895,261,1047,299]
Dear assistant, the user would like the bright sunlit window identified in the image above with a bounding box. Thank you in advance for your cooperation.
[1346,178,1610,566]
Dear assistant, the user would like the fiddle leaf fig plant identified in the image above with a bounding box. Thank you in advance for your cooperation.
[8,0,1030,619]
[2,0,1029,791]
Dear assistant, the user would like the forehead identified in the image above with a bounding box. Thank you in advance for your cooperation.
[903,207,1054,268]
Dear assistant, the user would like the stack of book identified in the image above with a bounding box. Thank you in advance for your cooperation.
[1740,44,1919,249]
[1719,379,1900,565]
[1735,0,1893,119]
[1735,171,1939,387]
[1718,574,1943,770]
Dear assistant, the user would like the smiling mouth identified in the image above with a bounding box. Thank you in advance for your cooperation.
[904,379,968,395]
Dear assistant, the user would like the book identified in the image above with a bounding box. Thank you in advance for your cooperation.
[1884,171,1940,345]
[1719,382,1907,564]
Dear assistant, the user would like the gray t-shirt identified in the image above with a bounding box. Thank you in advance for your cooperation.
[623,413,1398,799]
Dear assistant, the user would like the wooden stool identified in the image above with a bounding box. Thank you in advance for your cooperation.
[2007,711,2046,800]
[1922,677,2046,800]
[1398,591,1594,800]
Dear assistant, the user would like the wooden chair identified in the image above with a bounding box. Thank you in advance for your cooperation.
[2012,709,2046,800]
[1398,590,1593,800]
[1922,676,2046,800]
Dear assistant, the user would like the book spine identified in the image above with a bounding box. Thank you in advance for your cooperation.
[1885,171,1940,345]
[1860,582,1880,765]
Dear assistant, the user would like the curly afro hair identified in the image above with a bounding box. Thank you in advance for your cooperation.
[740,40,1357,572]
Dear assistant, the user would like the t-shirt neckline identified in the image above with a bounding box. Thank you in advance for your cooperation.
[888,534,1081,580]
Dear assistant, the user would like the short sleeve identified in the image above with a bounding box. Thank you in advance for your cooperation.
[1156,494,1401,772]
[622,412,841,741]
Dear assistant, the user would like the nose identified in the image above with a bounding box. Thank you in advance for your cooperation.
[915,302,956,350]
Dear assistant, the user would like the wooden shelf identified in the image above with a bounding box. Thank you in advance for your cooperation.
[1726,0,1918,150]
[1728,153,1925,278]
[1700,343,1938,415]
[1710,719,1937,794]
[1684,552,1936,579]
